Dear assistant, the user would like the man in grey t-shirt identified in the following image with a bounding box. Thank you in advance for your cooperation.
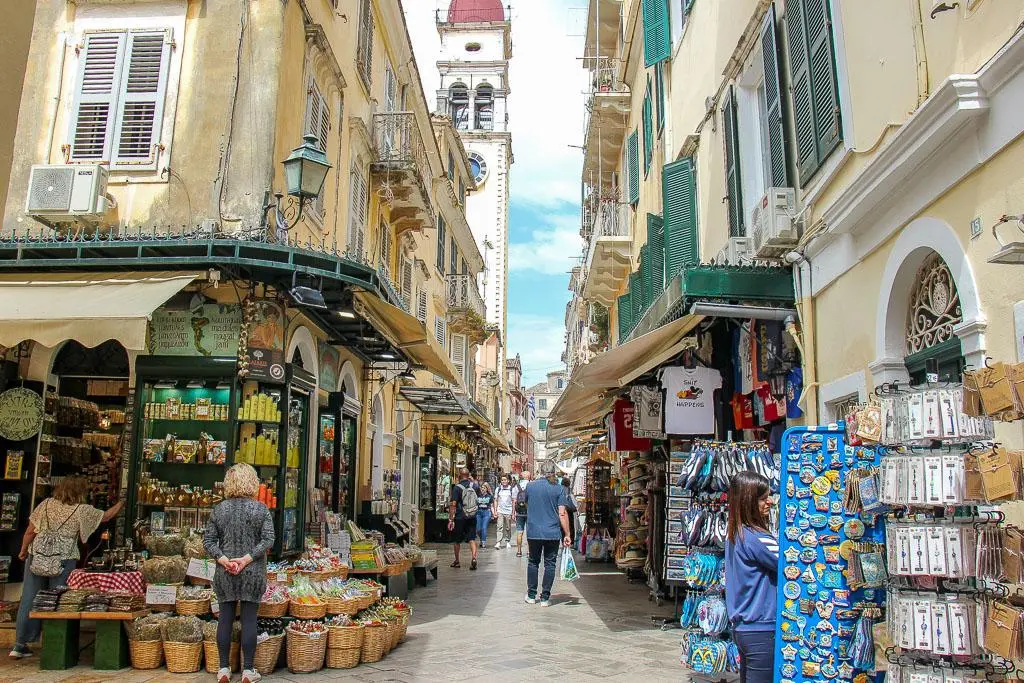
[524,462,571,606]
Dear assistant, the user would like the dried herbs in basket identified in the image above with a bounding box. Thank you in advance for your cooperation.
[125,613,171,641]
[203,620,241,642]
[145,534,186,557]
[141,556,187,585]
[161,616,204,643]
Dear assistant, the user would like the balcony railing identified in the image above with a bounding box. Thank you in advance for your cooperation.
[584,199,630,267]
[446,274,485,320]
[371,112,432,221]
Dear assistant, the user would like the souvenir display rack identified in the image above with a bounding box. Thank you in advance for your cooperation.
[616,452,653,579]
[0,376,46,583]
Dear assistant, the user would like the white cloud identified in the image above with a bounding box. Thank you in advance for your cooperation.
[508,211,584,275]
[508,312,568,386]
[405,0,586,209]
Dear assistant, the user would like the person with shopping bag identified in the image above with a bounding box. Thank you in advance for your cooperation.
[523,462,571,607]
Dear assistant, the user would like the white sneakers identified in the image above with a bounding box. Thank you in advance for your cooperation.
[217,668,231,683]
[540,600,551,607]
[242,669,262,683]
[524,595,536,604]
[494,543,502,548]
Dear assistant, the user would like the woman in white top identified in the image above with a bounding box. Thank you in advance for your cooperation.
[11,477,122,659]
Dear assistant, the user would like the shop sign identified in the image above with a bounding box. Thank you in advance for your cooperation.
[148,304,242,357]
[145,584,177,605]
[318,342,341,391]
[186,558,217,581]
[0,387,44,441]
[247,301,286,383]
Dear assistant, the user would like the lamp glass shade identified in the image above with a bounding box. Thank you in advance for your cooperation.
[284,134,332,199]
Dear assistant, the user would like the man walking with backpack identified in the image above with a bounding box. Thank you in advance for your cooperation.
[448,468,480,570]
[512,470,531,557]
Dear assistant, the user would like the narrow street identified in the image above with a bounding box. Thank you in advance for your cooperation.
[0,546,682,682]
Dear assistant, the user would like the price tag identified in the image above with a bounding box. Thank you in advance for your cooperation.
[186,558,216,581]
[146,584,177,605]
[210,599,219,614]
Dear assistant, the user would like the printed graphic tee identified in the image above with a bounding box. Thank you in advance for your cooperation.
[661,366,722,435]
[629,385,665,439]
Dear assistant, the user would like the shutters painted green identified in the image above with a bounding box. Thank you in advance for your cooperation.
[642,77,654,176]
[629,271,643,326]
[787,0,841,184]
[662,157,698,279]
[641,0,670,67]
[655,63,665,133]
[627,129,640,205]
[761,4,789,188]
[639,244,652,314]
[648,213,665,296]
[617,291,633,341]
[722,86,743,237]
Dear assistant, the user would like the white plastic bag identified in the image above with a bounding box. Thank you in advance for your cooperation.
[559,549,580,581]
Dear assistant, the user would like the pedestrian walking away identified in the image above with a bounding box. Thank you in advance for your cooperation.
[561,476,578,548]
[204,463,276,683]
[524,462,571,606]
[725,471,778,683]
[494,474,515,548]
[448,468,480,570]
[476,482,494,547]
[512,470,531,557]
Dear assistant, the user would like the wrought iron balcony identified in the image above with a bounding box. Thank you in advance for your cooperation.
[446,274,485,321]
[370,112,433,234]
[581,200,632,306]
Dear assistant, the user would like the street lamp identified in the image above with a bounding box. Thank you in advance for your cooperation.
[262,134,333,230]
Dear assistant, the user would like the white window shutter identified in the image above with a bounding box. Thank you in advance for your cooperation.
[111,30,172,169]
[451,333,466,382]
[401,258,414,309]
[384,62,398,112]
[434,318,446,348]
[305,79,330,153]
[379,219,391,278]
[417,290,428,323]
[69,32,128,162]
[348,164,367,259]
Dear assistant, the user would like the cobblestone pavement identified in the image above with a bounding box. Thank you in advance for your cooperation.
[0,545,683,682]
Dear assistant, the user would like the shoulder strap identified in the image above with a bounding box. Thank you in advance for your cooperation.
[55,504,80,532]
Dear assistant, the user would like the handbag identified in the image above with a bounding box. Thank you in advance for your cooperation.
[31,501,80,577]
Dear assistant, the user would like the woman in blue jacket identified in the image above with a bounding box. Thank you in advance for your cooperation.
[725,471,778,683]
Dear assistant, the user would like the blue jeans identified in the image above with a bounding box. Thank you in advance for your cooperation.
[16,557,77,647]
[526,539,559,601]
[476,509,492,544]
[734,629,776,683]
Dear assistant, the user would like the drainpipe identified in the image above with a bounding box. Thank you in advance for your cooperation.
[911,0,930,107]
[46,33,69,164]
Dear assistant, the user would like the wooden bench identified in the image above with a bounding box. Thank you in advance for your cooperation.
[29,610,148,671]
[412,558,438,587]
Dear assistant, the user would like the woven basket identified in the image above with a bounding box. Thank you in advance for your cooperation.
[164,641,203,673]
[267,570,292,586]
[253,633,284,675]
[203,640,240,673]
[299,569,332,583]
[354,594,375,610]
[176,597,211,616]
[189,576,212,586]
[128,639,163,670]
[333,566,349,580]
[397,614,409,643]
[286,629,328,674]
[326,647,361,669]
[327,623,364,649]
[258,600,289,618]
[326,596,361,616]
[360,625,388,663]
[289,601,327,619]
[384,620,399,651]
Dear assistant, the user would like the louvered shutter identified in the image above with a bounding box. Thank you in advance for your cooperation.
[111,30,171,169]
[348,164,367,258]
[805,0,842,167]
[379,219,392,278]
[401,258,414,309]
[417,289,428,323]
[435,318,447,348]
[761,4,790,188]
[648,213,665,296]
[662,157,698,279]
[449,237,458,275]
[357,0,374,87]
[617,291,633,342]
[384,62,398,112]
[451,333,466,383]
[787,0,815,182]
[639,244,652,314]
[641,0,670,67]
[642,78,653,175]
[627,130,639,205]
[70,32,127,163]
[436,215,446,273]
[722,87,743,237]
[655,64,665,133]
[306,79,330,153]
[629,271,643,325]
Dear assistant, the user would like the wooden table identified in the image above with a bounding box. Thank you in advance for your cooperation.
[29,610,148,671]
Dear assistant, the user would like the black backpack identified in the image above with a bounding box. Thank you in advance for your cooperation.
[515,483,528,515]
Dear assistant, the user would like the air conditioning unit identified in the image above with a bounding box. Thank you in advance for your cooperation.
[751,187,798,257]
[713,237,754,266]
[26,164,109,223]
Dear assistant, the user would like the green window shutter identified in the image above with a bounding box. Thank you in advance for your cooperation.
[617,291,633,341]
[639,244,652,313]
[629,271,643,326]
[628,130,640,205]
[436,214,446,273]
[641,0,670,67]
[662,157,698,279]
[655,64,665,133]
[643,78,653,176]
[722,86,743,237]
[761,3,790,188]
[786,0,815,182]
[648,213,665,295]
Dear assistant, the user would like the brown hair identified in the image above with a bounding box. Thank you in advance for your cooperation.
[53,476,90,505]
[726,471,770,543]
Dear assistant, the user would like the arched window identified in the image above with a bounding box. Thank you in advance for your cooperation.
[450,83,469,131]
[905,252,964,383]
[475,84,494,131]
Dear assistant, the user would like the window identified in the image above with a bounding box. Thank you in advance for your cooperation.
[722,86,743,237]
[786,0,842,185]
[538,418,548,431]
[400,257,414,310]
[825,394,860,424]
[538,398,548,410]
[347,162,368,259]
[461,258,468,276]
[434,317,447,349]
[451,333,467,384]
[641,0,670,67]
[662,156,698,278]
[648,213,665,296]
[627,129,639,205]
[450,237,458,275]
[458,177,465,204]
[356,0,374,88]
[378,217,392,281]
[642,76,654,176]
[447,150,455,181]
[450,83,469,131]
[436,214,446,273]
[305,78,331,221]
[416,289,428,323]
[465,42,482,52]
[383,60,398,112]
[69,30,173,170]
[556,378,564,389]
[475,84,494,131]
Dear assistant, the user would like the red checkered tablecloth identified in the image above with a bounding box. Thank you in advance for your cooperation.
[67,569,145,595]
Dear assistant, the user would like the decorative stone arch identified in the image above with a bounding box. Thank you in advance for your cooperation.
[286,325,319,383]
[871,217,986,385]
[338,361,359,400]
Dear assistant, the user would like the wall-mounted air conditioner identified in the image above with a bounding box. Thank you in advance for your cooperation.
[26,164,109,224]
[713,237,754,266]
[751,188,798,257]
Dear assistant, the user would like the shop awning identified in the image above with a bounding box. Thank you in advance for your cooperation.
[0,271,201,350]
[354,292,461,384]
[399,387,473,415]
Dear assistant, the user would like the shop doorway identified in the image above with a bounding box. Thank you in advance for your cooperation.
[397,413,417,525]
[370,395,384,496]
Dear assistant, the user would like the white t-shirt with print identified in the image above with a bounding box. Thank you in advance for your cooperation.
[494,485,515,515]
[661,366,723,435]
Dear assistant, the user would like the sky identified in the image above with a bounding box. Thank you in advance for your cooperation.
[405,0,588,388]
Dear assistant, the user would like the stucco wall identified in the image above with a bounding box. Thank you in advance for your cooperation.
[0,0,35,215]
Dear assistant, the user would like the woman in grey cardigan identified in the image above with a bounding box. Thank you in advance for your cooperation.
[204,463,275,683]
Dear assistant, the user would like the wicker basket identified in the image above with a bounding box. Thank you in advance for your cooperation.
[286,629,328,674]
[360,624,388,663]
[326,647,361,669]
[354,593,375,610]
[332,566,349,580]
[327,623,364,649]
[397,614,409,643]
[253,633,284,675]
[176,597,211,616]
[299,569,332,583]
[203,640,240,673]
[267,570,292,586]
[164,640,203,673]
[384,620,399,651]
[326,596,361,616]
[289,601,328,619]
[149,581,183,612]
[258,600,289,618]
[128,639,163,670]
